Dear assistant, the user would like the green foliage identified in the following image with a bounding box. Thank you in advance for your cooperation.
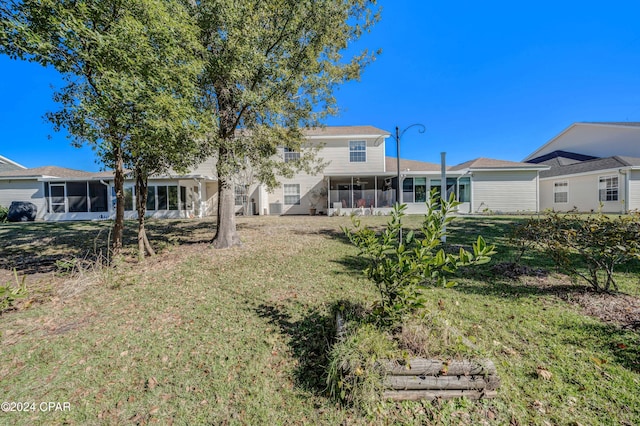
[0,205,7,223]
[192,0,381,247]
[2,0,209,253]
[514,211,640,292]
[327,321,399,410]
[0,270,27,313]
[343,189,496,326]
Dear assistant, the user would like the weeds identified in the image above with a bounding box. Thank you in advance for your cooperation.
[0,269,27,313]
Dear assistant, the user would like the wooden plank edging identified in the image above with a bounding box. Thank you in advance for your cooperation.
[383,389,498,401]
[380,358,497,376]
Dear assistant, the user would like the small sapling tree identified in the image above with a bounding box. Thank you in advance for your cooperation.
[343,190,496,326]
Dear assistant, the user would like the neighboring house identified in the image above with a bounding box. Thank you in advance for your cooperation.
[525,122,640,213]
[0,155,26,172]
[449,158,547,214]
[0,165,217,221]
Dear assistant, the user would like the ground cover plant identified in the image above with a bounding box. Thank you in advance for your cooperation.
[0,215,638,424]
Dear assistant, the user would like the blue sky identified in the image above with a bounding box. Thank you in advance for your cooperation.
[2,1,640,172]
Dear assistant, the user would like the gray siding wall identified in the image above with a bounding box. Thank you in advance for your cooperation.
[307,138,386,174]
[472,171,538,213]
[539,171,627,213]
[628,170,640,212]
[267,173,324,215]
[0,179,46,219]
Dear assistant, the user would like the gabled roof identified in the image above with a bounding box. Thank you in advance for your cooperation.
[524,122,640,161]
[0,155,26,172]
[539,155,640,179]
[449,157,548,171]
[385,157,440,172]
[305,125,390,138]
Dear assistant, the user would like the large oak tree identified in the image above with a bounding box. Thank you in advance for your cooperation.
[190,0,380,248]
[1,0,208,256]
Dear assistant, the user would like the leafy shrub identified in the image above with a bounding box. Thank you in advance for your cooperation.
[1,270,28,313]
[343,190,496,326]
[0,205,7,223]
[514,211,640,292]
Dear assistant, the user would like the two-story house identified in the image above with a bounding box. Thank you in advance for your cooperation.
[525,122,640,213]
[0,125,549,221]
[258,125,547,216]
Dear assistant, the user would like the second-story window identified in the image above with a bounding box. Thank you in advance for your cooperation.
[349,141,366,162]
[283,147,300,162]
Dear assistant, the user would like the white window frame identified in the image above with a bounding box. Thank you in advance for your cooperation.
[283,147,300,163]
[235,185,248,206]
[349,141,367,163]
[553,181,568,203]
[49,183,67,213]
[598,175,618,202]
[284,184,300,205]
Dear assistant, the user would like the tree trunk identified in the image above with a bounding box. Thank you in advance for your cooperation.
[112,144,125,257]
[212,174,242,249]
[211,145,241,248]
[135,169,155,260]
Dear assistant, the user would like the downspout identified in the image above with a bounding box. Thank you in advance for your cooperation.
[327,177,331,213]
[620,168,630,213]
[440,152,446,242]
[469,172,474,214]
[536,172,540,214]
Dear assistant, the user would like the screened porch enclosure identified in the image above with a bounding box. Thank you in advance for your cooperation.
[327,175,472,212]
[328,176,397,209]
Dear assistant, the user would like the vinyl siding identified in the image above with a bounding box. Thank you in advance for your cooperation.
[472,171,538,213]
[540,172,627,213]
[267,173,325,215]
[307,138,386,174]
[628,171,640,211]
[0,180,46,219]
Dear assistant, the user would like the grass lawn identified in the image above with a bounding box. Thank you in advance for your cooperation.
[0,215,639,425]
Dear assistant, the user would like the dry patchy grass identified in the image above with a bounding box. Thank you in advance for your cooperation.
[0,215,638,425]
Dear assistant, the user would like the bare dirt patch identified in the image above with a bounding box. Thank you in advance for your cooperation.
[519,273,640,329]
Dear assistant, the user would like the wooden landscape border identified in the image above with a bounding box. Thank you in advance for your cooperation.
[335,311,500,402]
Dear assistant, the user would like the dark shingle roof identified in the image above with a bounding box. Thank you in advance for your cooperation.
[527,150,599,165]
[539,156,640,178]
[449,157,547,171]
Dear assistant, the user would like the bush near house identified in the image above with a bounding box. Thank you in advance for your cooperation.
[513,210,640,292]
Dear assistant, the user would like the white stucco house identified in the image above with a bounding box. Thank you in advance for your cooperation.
[1,125,551,221]
[524,122,640,213]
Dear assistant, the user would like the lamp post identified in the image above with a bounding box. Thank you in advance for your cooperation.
[394,124,426,205]
[392,124,426,243]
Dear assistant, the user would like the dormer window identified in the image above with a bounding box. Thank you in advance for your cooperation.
[349,141,366,162]
[283,147,300,162]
